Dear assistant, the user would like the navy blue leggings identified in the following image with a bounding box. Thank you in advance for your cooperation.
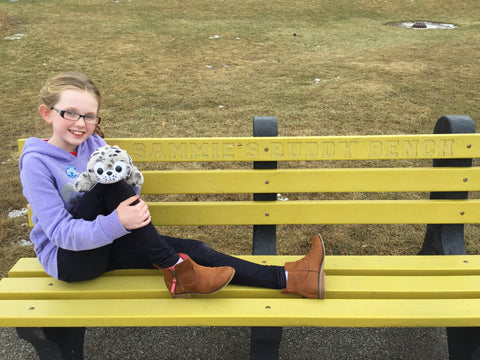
[57,181,286,289]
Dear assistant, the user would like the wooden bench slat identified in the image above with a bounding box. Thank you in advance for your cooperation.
[0,276,166,300]
[108,134,480,162]
[2,298,480,328]
[327,275,480,299]
[326,255,480,275]
[26,199,480,228]
[8,256,480,278]
[1,275,479,301]
[148,200,480,225]
[7,256,302,278]
[18,134,480,161]
[141,167,480,194]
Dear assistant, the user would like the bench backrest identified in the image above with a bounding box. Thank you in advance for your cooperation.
[18,115,479,255]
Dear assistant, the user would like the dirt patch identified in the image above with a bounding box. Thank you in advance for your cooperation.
[0,13,21,35]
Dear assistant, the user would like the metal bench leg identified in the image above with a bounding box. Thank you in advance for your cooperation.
[447,328,480,360]
[250,326,283,360]
[16,327,86,360]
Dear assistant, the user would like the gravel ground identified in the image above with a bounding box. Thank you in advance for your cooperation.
[1,326,448,359]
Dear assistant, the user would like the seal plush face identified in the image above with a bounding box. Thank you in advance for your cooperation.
[93,150,129,184]
[75,145,143,192]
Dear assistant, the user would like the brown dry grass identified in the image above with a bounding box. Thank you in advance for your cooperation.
[1,0,480,278]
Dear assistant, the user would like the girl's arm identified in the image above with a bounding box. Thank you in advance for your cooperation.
[21,155,129,251]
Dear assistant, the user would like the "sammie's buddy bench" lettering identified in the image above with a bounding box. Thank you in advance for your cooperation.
[129,137,457,161]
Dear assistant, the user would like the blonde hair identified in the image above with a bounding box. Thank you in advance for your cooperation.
[40,72,104,137]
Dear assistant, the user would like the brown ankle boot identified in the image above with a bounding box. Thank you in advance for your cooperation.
[158,254,235,298]
[281,234,326,299]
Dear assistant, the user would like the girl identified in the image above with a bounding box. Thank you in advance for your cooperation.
[19,72,326,299]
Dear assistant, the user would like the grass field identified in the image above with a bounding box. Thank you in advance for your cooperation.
[1,0,479,278]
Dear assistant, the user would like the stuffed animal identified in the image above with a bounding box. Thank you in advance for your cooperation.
[74,145,144,192]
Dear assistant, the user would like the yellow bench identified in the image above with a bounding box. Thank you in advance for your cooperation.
[2,115,480,359]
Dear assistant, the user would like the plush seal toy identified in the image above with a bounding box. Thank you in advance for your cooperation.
[74,145,144,192]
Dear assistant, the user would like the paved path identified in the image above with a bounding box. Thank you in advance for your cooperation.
[1,326,448,359]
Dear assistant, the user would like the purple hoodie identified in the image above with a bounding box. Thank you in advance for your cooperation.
[19,135,130,279]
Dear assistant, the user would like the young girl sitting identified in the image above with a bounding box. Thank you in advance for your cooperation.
[19,72,326,299]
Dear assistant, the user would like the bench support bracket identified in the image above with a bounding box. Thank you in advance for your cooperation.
[251,116,282,360]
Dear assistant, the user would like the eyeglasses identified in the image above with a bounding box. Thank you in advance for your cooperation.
[52,108,101,125]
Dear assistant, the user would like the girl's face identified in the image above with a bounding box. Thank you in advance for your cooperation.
[39,89,99,153]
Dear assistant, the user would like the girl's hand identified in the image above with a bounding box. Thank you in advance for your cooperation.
[116,195,151,230]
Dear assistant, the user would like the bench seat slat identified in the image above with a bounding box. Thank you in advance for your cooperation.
[1,275,480,301]
[2,298,480,328]
[141,168,480,194]
[148,200,480,225]
[8,256,480,278]
[327,275,480,299]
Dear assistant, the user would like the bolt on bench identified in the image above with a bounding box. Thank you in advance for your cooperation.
[1,115,480,360]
